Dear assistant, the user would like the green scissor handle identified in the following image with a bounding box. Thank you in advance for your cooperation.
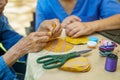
[37,52,80,69]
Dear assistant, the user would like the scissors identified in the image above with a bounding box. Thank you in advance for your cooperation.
[36,49,91,69]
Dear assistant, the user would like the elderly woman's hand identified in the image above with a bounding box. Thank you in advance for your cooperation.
[3,32,50,66]
[13,32,50,54]
[37,19,62,40]
[0,0,8,16]
[61,15,81,28]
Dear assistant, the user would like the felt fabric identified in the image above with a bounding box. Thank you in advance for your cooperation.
[45,38,73,52]
[60,57,90,72]
[65,36,88,45]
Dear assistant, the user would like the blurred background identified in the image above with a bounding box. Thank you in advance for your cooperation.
[4,0,37,36]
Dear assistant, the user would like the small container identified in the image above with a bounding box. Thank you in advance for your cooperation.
[87,41,97,48]
[105,54,118,72]
[89,36,98,42]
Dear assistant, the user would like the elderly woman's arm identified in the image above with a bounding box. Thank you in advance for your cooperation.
[3,31,49,67]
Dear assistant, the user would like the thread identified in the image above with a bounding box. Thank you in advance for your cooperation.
[99,41,116,56]
[105,54,118,72]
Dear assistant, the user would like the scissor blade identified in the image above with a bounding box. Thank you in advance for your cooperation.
[77,49,92,55]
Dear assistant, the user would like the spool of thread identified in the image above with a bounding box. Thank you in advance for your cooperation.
[105,54,118,72]
[99,41,116,56]
[99,45,114,52]
[99,51,112,57]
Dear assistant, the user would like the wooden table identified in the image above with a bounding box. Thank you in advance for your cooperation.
[25,32,120,80]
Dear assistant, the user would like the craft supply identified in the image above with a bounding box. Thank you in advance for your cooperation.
[45,38,73,52]
[102,40,109,45]
[60,57,91,72]
[99,40,116,56]
[89,36,98,42]
[101,40,117,47]
[105,54,118,72]
[65,36,88,45]
[48,24,56,36]
[102,41,115,46]
[99,50,112,56]
[37,49,91,69]
[48,23,61,41]
[87,41,97,48]
[99,45,114,52]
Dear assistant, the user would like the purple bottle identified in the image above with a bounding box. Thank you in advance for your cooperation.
[105,54,118,72]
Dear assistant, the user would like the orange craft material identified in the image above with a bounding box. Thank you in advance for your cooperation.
[45,38,73,52]
[60,57,91,72]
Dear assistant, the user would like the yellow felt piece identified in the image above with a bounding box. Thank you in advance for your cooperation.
[45,38,73,52]
[49,37,57,41]
[52,23,56,28]
[65,36,88,45]
[60,57,91,72]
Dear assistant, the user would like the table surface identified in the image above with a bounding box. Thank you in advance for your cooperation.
[25,33,120,80]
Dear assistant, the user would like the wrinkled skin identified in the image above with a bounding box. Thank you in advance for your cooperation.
[3,18,61,66]
[0,0,62,66]
[15,18,62,53]
[37,19,62,40]
[61,15,95,38]
[65,21,96,38]
[17,32,50,53]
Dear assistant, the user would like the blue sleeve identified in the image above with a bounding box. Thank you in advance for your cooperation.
[100,0,120,18]
[35,0,46,31]
[0,14,23,50]
[0,57,17,80]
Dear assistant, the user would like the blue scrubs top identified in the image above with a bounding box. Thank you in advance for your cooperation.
[35,0,120,30]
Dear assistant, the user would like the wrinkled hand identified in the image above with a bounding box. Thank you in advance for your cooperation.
[65,22,96,38]
[17,32,50,53]
[61,15,81,28]
[37,19,62,40]
[0,0,8,16]
[3,31,50,67]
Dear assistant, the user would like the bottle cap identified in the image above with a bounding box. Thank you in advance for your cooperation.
[89,36,98,42]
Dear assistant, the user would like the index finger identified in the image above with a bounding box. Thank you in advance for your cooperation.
[72,15,81,21]
[72,31,85,38]
[34,32,50,37]
[52,19,61,33]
